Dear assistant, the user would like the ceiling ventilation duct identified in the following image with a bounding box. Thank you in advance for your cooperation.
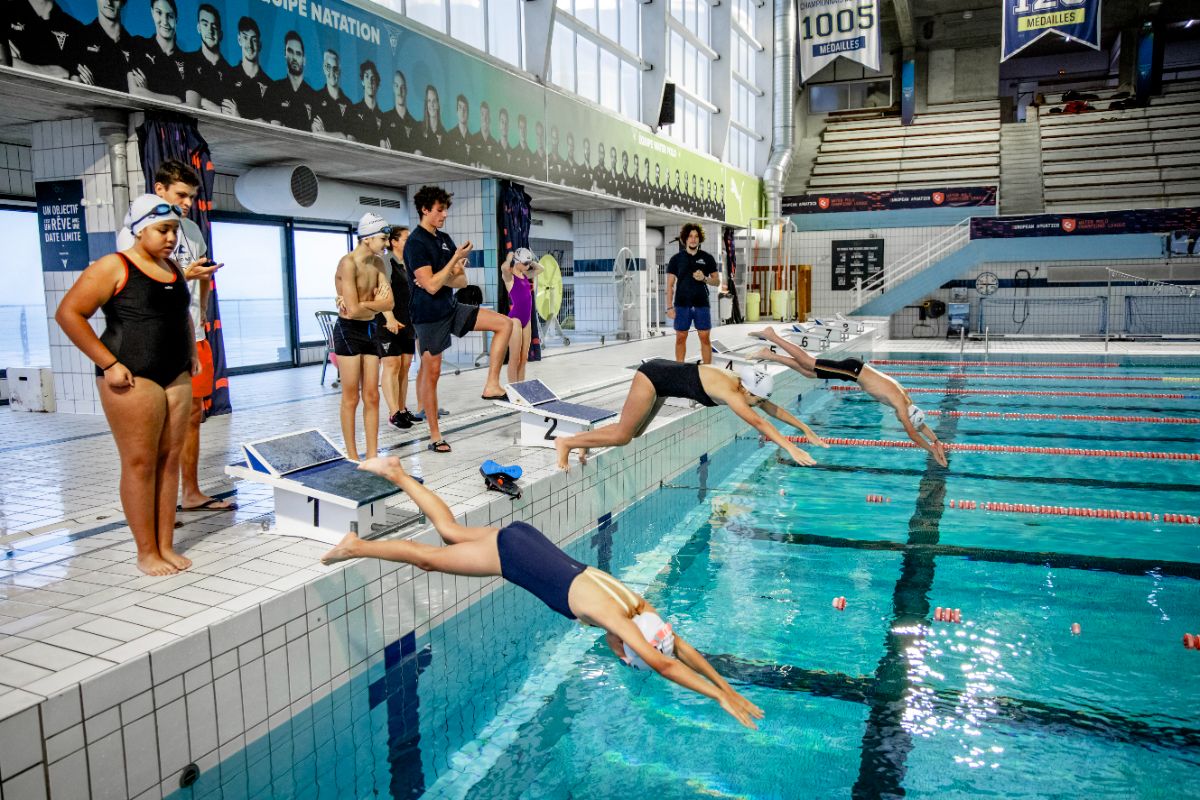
[234,165,410,225]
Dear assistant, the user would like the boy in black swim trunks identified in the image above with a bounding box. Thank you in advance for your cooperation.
[751,327,948,467]
[334,213,394,461]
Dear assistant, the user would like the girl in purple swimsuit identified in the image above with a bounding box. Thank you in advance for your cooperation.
[502,248,543,382]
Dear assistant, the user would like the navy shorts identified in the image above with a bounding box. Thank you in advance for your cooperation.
[673,305,712,332]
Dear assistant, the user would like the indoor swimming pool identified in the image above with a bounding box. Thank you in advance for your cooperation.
[176,353,1200,799]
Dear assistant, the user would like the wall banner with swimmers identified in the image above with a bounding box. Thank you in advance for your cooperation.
[35,180,90,272]
[970,208,1200,239]
[784,187,996,215]
[4,0,759,226]
[798,0,881,82]
[1002,0,1101,62]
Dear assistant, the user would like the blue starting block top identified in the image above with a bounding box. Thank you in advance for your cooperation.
[289,460,398,505]
[508,379,558,406]
[244,429,343,477]
[536,400,617,423]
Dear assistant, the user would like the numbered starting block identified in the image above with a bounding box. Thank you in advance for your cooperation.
[789,323,833,350]
[492,380,617,448]
[708,340,760,369]
[225,429,403,545]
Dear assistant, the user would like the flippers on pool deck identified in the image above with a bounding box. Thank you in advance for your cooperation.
[482,470,522,499]
[481,460,523,481]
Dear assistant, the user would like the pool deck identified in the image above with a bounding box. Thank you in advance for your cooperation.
[2,322,1198,799]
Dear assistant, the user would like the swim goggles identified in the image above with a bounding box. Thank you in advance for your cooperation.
[130,202,184,230]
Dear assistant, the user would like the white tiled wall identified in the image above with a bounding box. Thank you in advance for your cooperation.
[0,141,34,197]
[571,208,651,336]
[0,356,829,800]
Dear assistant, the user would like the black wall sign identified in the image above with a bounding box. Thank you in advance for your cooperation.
[36,180,90,273]
[831,238,884,291]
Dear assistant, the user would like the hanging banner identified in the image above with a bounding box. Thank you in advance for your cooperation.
[798,0,880,81]
[36,180,90,273]
[1002,0,1101,62]
[970,208,1200,239]
[784,186,996,215]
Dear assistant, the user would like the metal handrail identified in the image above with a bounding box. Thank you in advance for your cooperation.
[853,217,973,309]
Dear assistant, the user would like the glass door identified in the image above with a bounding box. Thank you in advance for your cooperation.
[293,226,353,345]
[210,218,292,370]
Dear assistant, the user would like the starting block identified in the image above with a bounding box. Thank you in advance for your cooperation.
[225,429,402,545]
[789,323,833,350]
[492,379,617,448]
[708,339,759,369]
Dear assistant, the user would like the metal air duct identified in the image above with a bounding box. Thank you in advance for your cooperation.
[763,0,796,219]
[234,165,410,225]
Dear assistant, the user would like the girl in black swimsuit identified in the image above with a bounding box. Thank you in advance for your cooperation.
[321,457,764,730]
[56,195,198,577]
[553,358,826,471]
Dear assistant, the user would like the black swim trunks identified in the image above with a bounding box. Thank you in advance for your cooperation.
[373,315,415,356]
[333,317,378,357]
[813,357,864,382]
[636,359,718,407]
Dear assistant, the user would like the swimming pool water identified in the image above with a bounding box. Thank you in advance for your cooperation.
[179,354,1200,799]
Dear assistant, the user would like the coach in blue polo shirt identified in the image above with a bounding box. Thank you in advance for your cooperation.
[666,223,721,363]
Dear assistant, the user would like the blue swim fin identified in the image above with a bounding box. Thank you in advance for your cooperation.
[481,460,522,481]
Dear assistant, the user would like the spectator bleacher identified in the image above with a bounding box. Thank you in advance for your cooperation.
[1039,80,1200,212]
[805,100,1000,192]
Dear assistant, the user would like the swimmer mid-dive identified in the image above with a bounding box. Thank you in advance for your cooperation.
[321,457,765,729]
[750,328,948,467]
[554,359,827,471]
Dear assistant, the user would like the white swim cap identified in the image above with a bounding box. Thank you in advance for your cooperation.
[621,612,675,671]
[357,212,390,238]
[513,247,536,264]
[908,404,926,428]
[737,364,774,399]
[127,194,183,235]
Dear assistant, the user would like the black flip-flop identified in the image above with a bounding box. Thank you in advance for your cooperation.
[428,440,452,453]
[482,392,509,401]
[177,498,239,511]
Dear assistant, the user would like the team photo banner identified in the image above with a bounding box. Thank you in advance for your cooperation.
[798,0,880,81]
[1002,0,1101,62]
[4,0,758,225]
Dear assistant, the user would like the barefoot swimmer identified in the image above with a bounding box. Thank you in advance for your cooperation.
[322,457,765,729]
[554,359,827,471]
[751,327,948,467]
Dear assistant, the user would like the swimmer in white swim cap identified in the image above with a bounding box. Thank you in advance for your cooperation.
[324,457,766,730]
[750,327,948,468]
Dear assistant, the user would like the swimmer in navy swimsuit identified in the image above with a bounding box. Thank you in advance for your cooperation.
[321,457,764,729]
[750,327,948,467]
[553,359,827,471]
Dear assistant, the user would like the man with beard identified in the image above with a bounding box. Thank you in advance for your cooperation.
[382,69,415,151]
[312,49,353,139]
[473,101,496,167]
[266,30,315,131]
[5,0,82,81]
[224,16,273,122]
[128,0,188,104]
[351,60,385,147]
[75,0,136,92]
[182,4,230,112]
[445,93,473,164]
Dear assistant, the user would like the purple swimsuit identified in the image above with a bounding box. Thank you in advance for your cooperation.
[508,274,533,327]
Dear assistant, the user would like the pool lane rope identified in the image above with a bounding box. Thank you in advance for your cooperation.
[789,435,1200,461]
[943,498,1199,525]
[828,386,1200,400]
[884,371,1200,384]
[871,359,1123,368]
[921,410,1200,425]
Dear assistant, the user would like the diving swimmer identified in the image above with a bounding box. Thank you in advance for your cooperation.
[750,327,948,467]
[554,359,827,470]
[321,457,765,729]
